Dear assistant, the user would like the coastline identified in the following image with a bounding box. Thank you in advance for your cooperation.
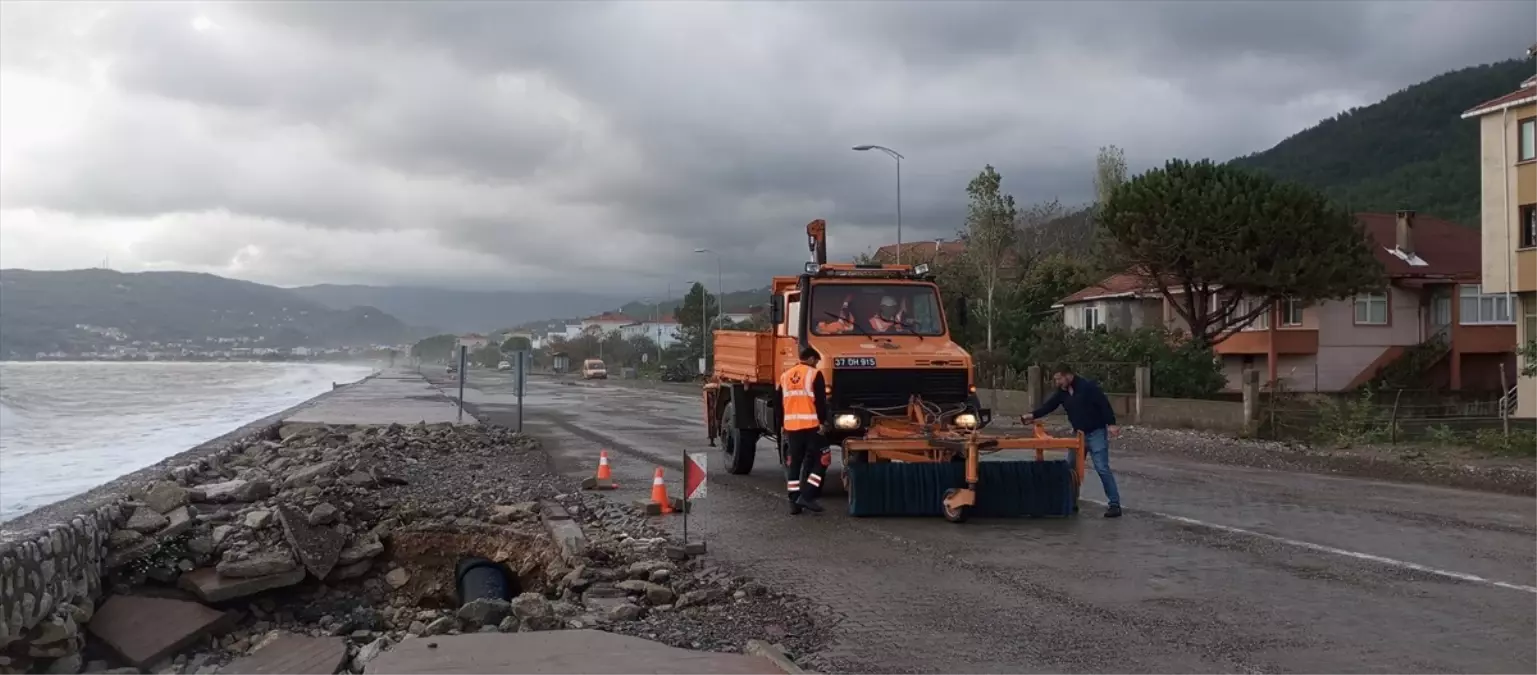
[0,370,378,538]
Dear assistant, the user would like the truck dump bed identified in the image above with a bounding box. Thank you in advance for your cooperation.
[712,330,777,384]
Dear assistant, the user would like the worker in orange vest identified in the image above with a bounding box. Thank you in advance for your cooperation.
[780,346,831,514]
[868,296,904,333]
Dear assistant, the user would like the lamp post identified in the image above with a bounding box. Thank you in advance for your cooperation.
[852,144,904,265]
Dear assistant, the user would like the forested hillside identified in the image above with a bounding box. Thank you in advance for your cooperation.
[1229,58,1534,227]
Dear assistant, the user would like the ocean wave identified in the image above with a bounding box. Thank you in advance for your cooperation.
[0,361,376,523]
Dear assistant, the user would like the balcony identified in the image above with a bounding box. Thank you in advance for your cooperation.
[1454,323,1518,354]
[1212,328,1319,355]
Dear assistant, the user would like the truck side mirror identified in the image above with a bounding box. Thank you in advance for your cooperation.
[957,297,969,327]
[769,296,784,324]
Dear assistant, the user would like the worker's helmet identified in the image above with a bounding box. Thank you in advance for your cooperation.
[879,296,898,315]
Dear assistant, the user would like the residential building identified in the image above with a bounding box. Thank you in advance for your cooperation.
[456,333,490,351]
[619,316,682,348]
[1055,212,1517,392]
[1462,72,1536,418]
[580,312,634,336]
[871,239,966,265]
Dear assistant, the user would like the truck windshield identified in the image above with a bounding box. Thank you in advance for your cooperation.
[810,283,946,336]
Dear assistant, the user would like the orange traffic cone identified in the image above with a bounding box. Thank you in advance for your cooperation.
[597,450,614,481]
[581,450,618,490]
[649,467,674,514]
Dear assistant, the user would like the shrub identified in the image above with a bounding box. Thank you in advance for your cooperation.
[1026,323,1226,399]
[1472,427,1537,457]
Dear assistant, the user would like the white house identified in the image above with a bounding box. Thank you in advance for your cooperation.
[457,333,491,351]
[580,312,635,336]
[619,316,682,348]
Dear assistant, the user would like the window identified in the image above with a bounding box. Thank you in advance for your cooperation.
[1240,297,1269,331]
[1521,204,1536,249]
[1525,299,1536,341]
[810,283,946,336]
[1431,294,1452,327]
[1354,292,1389,325]
[1521,118,1536,162]
[1459,284,1513,324]
[1081,304,1104,329]
[1281,299,1304,327]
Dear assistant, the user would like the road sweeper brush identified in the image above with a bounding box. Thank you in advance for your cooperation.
[841,397,1085,522]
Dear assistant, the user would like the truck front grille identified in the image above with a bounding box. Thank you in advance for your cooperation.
[829,368,971,410]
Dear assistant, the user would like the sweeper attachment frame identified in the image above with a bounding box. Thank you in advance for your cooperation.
[841,396,1086,522]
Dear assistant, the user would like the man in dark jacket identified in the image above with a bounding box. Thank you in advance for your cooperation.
[1020,364,1122,517]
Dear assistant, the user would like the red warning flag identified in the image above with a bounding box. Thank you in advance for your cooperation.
[684,452,708,499]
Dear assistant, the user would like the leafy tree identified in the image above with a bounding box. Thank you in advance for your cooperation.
[410,334,458,362]
[501,335,532,353]
[673,282,719,365]
[958,165,1018,351]
[1093,145,1128,207]
[1028,324,1227,398]
[1098,159,1383,346]
[470,343,503,368]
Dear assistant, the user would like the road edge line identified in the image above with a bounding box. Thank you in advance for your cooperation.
[1082,499,1537,594]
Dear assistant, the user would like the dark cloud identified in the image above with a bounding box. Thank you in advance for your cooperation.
[1,0,1532,296]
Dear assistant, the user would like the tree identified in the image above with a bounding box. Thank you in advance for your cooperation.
[410,334,457,362]
[673,282,719,364]
[1098,159,1383,346]
[500,335,532,353]
[470,343,503,368]
[958,165,1018,352]
[1093,145,1128,207]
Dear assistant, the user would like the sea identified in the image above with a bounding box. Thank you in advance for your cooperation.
[0,361,377,523]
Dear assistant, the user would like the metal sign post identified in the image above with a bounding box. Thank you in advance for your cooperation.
[457,345,467,423]
[515,350,529,433]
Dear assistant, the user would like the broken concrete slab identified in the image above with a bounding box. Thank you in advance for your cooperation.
[222,632,346,674]
[216,550,298,579]
[88,595,232,668]
[179,567,306,604]
[367,630,788,674]
[124,507,169,533]
[160,506,194,538]
[194,479,249,503]
[276,504,345,580]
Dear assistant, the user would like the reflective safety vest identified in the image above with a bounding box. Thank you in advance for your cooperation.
[779,363,821,431]
[870,316,898,332]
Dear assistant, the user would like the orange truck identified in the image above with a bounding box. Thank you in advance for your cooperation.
[702,220,1085,522]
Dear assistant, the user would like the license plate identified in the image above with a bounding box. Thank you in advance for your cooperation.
[833,356,877,368]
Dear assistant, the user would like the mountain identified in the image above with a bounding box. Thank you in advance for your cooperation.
[0,269,415,359]
[289,284,629,335]
[617,286,772,321]
[1229,57,1535,227]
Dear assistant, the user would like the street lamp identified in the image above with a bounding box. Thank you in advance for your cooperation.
[852,144,904,265]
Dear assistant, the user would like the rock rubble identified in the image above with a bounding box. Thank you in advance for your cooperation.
[4,421,828,674]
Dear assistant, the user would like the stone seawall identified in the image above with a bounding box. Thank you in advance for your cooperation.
[0,374,374,670]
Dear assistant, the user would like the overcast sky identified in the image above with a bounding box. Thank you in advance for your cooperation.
[1,1,1532,297]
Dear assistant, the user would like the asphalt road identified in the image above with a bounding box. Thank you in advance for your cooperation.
[437,369,1537,674]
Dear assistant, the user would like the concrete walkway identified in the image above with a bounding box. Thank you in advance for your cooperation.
[285,368,478,426]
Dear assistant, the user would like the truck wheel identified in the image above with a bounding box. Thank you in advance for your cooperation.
[721,403,758,475]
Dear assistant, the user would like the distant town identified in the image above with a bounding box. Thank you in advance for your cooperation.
[21,324,405,362]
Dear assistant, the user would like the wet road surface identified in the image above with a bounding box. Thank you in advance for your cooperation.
[441,370,1537,674]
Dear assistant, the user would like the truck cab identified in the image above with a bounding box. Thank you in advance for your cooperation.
[705,219,989,476]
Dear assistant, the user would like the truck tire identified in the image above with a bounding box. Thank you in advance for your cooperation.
[721,401,759,475]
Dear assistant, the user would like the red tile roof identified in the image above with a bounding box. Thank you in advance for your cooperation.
[1357,212,1480,279]
[1461,81,1537,118]
[1056,273,1156,305]
[871,240,967,263]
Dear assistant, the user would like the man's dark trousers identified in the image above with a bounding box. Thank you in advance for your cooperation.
[783,429,829,502]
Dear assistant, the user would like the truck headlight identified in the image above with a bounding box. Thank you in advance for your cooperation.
[834,414,861,430]
[954,413,978,429]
